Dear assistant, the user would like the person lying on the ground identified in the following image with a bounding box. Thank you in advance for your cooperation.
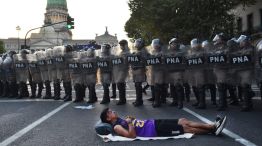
[100,108,227,138]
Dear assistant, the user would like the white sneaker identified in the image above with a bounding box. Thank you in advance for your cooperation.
[215,116,227,136]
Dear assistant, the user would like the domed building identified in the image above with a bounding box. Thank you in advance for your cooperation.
[29,0,82,50]
[95,27,118,46]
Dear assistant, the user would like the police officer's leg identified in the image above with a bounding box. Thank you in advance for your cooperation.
[101,83,110,104]
[133,82,143,106]
[241,84,253,112]
[54,79,61,100]
[87,83,97,103]
[30,82,37,99]
[192,86,199,106]
[81,84,86,99]
[111,83,117,99]
[43,80,52,99]
[116,82,126,105]
[0,81,3,97]
[169,84,178,106]
[183,83,191,102]
[2,81,9,97]
[209,84,217,105]
[161,84,168,104]
[227,84,239,105]
[9,81,18,98]
[64,81,72,102]
[36,82,43,98]
[217,83,227,111]
[148,85,155,101]
[74,83,83,103]
[153,83,161,108]
[196,85,206,109]
[175,83,184,109]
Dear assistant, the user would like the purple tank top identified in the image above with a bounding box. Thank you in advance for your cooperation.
[132,119,157,137]
[113,118,157,137]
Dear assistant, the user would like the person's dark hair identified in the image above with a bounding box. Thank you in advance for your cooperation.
[100,108,110,123]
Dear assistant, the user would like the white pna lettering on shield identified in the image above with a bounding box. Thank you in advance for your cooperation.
[147,58,160,65]
[82,63,93,69]
[98,62,108,67]
[188,58,203,65]
[69,63,78,68]
[128,56,139,62]
[112,58,122,65]
[166,57,181,64]
[209,56,225,63]
[232,56,249,64]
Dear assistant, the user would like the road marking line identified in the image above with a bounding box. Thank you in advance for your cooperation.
[0,102,71,146]
[0,97,141,103]
[183,107,257,146]
[0,99,55,102]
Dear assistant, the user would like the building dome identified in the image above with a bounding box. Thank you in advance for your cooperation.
[47,0,67,10]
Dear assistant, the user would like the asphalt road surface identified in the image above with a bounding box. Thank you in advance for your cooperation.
[0,82,261,146]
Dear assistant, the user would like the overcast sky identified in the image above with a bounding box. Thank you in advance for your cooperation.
[0,0,131,40]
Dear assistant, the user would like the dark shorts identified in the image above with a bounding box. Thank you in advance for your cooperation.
[155,119,184,136]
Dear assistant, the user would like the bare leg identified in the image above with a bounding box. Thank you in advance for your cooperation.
[183,126,211,134]
[178,118,215,132]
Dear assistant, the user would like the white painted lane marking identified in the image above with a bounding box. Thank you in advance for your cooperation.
[0,102,71,146]
[183,107,257,146]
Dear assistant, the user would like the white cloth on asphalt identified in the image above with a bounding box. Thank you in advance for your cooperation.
[97,133,194,142]
[74,105,94,110]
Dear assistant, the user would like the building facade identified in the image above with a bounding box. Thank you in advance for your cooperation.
[232,0,262,44]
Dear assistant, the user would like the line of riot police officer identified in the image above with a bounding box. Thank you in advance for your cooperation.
[0,35,260,112]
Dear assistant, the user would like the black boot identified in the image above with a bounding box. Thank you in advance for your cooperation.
[9,81,18,98]
[43,80,52,99]
[170,84,178,106]
[110,83,117,99]
[53,80,61,100]
[196,86,206,109]
[192,86,199,106]
[30,82,36,99]
[209,84,217,105]
[2,81,10,97]
[79,84,86,100]
[62,81,67,100]
[74,83,84,103]
[133,82,143,106]
[217,83,227,111]
[227,84,239,106]
[0,81,4,96]
[176,84,184,109]
[36,82,43,98]
[161,84,167,104]
[152,84,161,108]
[241,84,253,112]
[101,83,110,104]
[18,82,28,99]
[184,83,191,102]
[116,82,126,105]
[147,85,155,101]
[143,83,150,95]
[64,82,72,102]
[87,84,97,103]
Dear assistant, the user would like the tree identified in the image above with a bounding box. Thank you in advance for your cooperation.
[0,40,6,54]
[125,0,256,44]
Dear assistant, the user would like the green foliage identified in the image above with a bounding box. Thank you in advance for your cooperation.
[0,40,6,54]
[125,0,256,44]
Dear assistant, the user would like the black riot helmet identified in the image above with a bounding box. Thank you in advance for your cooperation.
[20,49,29,55]
[119,39,128,46]
[65,45,73,52]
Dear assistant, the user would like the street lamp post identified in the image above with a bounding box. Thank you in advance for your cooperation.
[16,26,21,52]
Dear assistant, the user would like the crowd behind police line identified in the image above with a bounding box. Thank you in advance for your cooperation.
[0,33,262,112]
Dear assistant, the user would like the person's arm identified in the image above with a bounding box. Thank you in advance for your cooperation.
[113,122,136,138]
